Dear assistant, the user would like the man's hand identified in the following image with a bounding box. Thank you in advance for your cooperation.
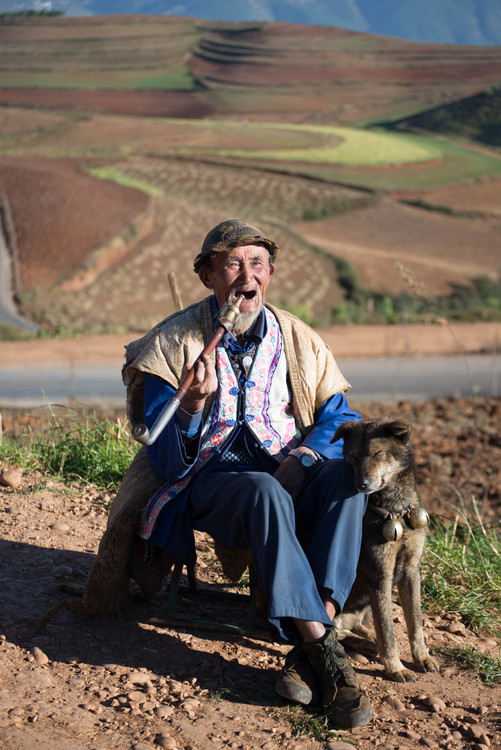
[180,354,218,414]
[273,446,317,504]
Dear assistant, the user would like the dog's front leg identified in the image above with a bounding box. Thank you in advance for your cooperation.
[369,577,418,682]
[397,569,440,674]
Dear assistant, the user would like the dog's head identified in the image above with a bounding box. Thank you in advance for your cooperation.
[332,418,412,494]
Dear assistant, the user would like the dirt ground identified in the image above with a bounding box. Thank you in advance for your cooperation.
[1,330,500,750]
[0,438,500,750]
[1,320,500,369]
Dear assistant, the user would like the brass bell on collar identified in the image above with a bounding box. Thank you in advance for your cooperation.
[382,517,404,542]
[407,506,429,529]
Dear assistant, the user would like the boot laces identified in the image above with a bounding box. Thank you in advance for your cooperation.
[324,641,357,688]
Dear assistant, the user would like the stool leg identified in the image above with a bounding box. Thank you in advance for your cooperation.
[165,562,198,616]
[165,561,184,616]
[187,565,198,593]
[246,563,259,630]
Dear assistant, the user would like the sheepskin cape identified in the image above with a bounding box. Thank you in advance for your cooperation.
[43,298,350,622]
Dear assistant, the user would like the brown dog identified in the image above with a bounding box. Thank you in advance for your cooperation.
[331,418,439,682]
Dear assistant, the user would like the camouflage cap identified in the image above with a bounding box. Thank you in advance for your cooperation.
[194,219,279,273]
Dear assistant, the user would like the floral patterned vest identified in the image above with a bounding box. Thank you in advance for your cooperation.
[137,308,300,539]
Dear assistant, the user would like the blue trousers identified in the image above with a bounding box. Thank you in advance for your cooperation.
[176,459,367,641]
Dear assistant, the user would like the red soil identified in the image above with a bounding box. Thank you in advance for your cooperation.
[0,156,149,290]
[419,178,501,214]
[0,90,214,119]
[296,195,501,296]
[1,17,500,125]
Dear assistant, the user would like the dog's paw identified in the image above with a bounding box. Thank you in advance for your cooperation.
[342,635,378,658]
[386,667,418,683]
[415,655,440,673]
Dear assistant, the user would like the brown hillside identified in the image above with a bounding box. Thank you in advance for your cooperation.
[19,156,366,332]
[3,150,500,334]
[0,156,150,291]
[1,17,500,333]
[416,178,501,215]
[296,194,501,296]
[1,16,501,125]
[0,89,214,119]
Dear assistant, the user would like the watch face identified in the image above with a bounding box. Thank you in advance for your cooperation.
[300,453,315,468]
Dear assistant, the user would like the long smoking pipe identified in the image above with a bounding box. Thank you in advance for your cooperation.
[131,295,244,446]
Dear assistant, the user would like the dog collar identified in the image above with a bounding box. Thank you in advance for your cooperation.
[368,502,429,542]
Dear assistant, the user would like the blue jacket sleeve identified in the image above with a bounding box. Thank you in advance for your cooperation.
[301,392,361,460]
[143,373,202,482]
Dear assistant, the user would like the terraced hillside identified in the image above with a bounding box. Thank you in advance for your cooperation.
[0,156,150,291]
[1,15,501,125]
[17,157,368,332]
[393,88,501,146]
[0,104,500,334]
[0,16,500,335]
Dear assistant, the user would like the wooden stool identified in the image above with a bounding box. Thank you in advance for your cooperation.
[148,560,275,641]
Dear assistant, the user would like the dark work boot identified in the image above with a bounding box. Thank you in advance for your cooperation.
[275,644,319,706]
[302,629,373,728]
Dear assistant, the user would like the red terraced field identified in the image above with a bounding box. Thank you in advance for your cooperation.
[0,156,149,290]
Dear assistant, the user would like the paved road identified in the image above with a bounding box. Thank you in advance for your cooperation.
[0,353,498,407]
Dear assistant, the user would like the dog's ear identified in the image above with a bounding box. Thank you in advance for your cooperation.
[384,421,412,442]
[331,420,358,444]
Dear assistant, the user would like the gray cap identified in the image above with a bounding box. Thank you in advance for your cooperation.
[194,219,279,273]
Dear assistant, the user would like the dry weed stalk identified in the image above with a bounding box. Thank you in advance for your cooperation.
[394,259,476,393]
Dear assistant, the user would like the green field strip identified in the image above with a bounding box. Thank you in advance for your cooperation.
[160,121,441,166]
[0,20,196,40]
[280,140,501,190]
[0,67,197,90]
[87,167,164,197]
[152,120,501,188]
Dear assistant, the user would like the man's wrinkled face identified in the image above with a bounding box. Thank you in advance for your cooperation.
[199,245,275,321]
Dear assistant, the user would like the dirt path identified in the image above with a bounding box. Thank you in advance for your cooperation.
[1,321,500,369]
[0,471,500,750]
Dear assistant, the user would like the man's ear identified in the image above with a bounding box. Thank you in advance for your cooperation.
[269,262,276,277]
[198,266,214,290]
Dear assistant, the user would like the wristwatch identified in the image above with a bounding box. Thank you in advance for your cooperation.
[288,448,317,469]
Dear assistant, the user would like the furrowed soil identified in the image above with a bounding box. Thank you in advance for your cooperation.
[1,387,500,750]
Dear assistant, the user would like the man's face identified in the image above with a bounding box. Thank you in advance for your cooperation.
[199,244,275,318]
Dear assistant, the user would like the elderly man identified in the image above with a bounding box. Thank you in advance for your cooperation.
[129,219,372,729]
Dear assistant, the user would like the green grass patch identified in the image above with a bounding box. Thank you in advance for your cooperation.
[422,499,501,638]
[132,70,197,90]
[0,323,36,342]
[87,167,164,197]
[175,123,441,166]
[286,708,339,742]
[441,645,501,684]
[271,704,345,743]
[153,119,501,190]
[0,407,138,489]
[250,138,501,190]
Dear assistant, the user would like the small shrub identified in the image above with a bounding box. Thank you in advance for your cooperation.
[0,324,36,342]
